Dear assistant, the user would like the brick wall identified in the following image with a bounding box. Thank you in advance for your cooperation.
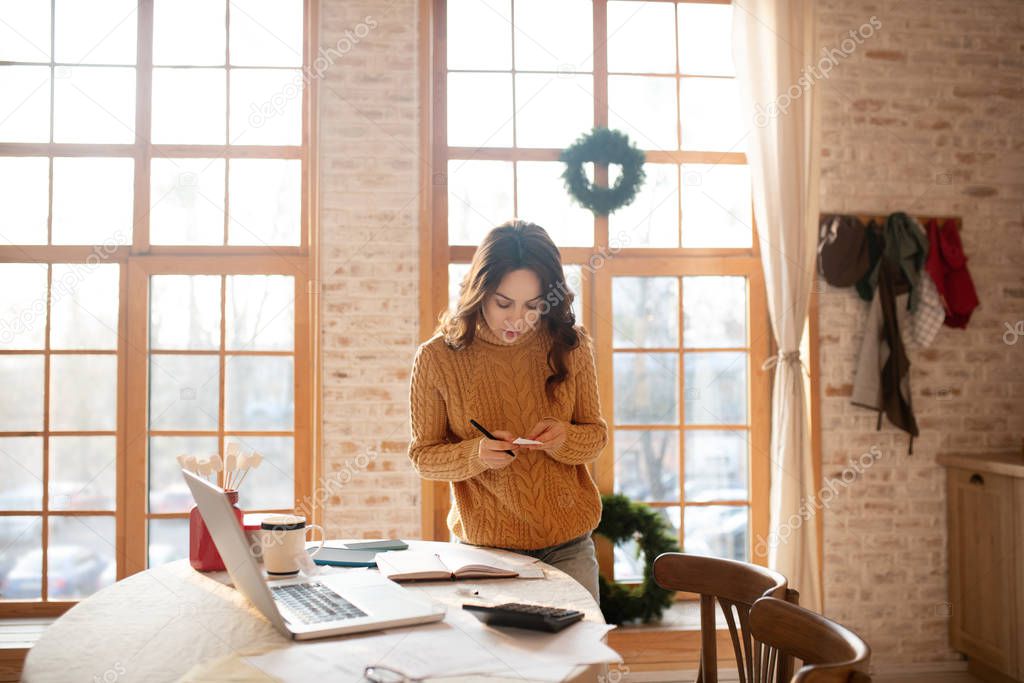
[316,0,1024,668]
[318,0,423,540]
[817,0,1023,667]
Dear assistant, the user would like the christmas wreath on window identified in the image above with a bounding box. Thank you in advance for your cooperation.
[560,127,646,216]
[595,493,678,625]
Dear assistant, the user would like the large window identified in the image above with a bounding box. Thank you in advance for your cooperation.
[0,0,316,614]
[425,0,770,582]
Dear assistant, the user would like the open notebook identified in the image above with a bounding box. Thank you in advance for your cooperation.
[375,547,519,581]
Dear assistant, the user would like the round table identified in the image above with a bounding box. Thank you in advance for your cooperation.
[23,540,610,682]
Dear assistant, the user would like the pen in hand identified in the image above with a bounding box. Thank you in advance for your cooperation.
[469,419,516,458]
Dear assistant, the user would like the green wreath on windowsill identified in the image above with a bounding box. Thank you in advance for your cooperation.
[595,493,678,625]
[560,127,646,216]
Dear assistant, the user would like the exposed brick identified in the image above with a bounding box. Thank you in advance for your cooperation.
[865,49,908,62]
[819,0,1023,668]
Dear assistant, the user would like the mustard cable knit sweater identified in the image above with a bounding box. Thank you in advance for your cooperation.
[408,321,608,550]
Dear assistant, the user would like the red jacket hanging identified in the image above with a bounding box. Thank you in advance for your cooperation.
[924,218,979,328]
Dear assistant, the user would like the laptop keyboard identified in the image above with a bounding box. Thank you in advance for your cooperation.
[271,582,368,624]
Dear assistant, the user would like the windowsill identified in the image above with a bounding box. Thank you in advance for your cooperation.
[612,599,729,631]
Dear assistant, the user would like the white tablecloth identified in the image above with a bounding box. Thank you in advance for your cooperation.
[23,540,610,682]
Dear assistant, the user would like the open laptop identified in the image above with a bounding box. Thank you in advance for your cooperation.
[182,470,446,640]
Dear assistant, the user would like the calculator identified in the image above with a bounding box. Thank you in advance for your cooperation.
[462,602,585,633]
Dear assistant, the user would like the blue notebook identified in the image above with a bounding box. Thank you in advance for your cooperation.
[308,540,409,567]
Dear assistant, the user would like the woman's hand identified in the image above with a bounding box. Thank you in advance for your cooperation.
[477,430,519,470]
[523,418,567,454]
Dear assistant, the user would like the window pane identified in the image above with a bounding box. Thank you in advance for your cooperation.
[153,0,226,66]
[684,351,747,425]
[50,264,120,350]
[0,66,51,143]
[233,435,293,510]
[683,276,746,348]
[0,356,43,430]
[149,354,220,431]
[448,263,470,316]
[684,505,748,561]
[148,518,189,568]
[150,275,221,350]
[447,0,511,70]
[516,161,593,247]
[227,159,301,246]
[53,66,136,144]
[614,352,678,425]
[678,3,734,76]
[152,68,226,144]
[150,158,226,246]
[49,354,117,431]
[447,160,513,246]
[0,2,51,62]
[48,515,115,599]
[230,68,303,146]
[563,264,583,325]
[149,438,217,511]
[614,506,678,582]
[0,157,49,245]
[685,431,748,502]
[515,73,593,149]
[680,77,744,152]
[607,1,676,74]
[614,430,679,502]
[680,163,752,248]
[0,264,47,350]
[0,516,42,600]
[613,277,678,348]
[226,275,294,351]
[52,157,135,245]
[447,72,513,148]
[0,438,43,511]
[229,0,303,67]
[225,356,294,431]
[49,436,116,511]
[54,0,136,65]
[513,0,592,72]
[149,435,218,513]
[609,162,678,248]
[608,76,676,151]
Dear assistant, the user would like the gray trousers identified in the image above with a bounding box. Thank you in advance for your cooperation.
[462,533,600,602]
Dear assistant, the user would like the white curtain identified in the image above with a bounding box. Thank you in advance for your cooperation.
[732,0,823,611]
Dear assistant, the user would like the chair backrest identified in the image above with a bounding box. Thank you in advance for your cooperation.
[652,552,796,683]
[749,597,871,683]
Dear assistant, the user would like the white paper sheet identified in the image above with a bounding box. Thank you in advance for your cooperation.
[244,605,620,682]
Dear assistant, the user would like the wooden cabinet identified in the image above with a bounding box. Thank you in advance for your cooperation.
[939,453,1024,683]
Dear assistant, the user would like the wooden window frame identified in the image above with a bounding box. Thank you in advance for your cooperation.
[0,0,321,618]
[419,0,772,582]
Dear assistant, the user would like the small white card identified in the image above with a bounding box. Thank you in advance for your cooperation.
[513,437,543,446]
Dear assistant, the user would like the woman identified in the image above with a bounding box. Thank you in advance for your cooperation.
[407,220,608,600]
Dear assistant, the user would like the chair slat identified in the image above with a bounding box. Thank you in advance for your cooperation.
[737,599,756,683]
[719,599,746,683]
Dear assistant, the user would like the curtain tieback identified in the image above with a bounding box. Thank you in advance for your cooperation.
[761,350,808,375]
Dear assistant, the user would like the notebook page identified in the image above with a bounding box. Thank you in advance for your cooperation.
[374,550,450,579]
[436,546,518,576]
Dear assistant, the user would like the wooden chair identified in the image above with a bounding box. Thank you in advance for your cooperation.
[652,553,798,683]
[749,597,871,683]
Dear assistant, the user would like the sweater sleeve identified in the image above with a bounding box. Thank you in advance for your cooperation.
[547,332,609,466]
[407,343,489,482]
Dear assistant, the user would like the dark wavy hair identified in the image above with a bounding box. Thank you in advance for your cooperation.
[437,220,580,402]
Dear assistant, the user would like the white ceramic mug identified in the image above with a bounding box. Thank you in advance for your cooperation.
[259,515,325,576]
